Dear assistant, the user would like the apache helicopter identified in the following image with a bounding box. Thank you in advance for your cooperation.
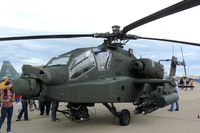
[0,0,200,126]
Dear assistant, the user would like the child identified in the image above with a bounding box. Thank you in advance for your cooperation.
[0,81,15,133]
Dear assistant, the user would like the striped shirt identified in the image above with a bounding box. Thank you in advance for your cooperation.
[1,90,13,107]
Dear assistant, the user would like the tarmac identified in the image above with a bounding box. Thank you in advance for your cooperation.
[1,82,200,133]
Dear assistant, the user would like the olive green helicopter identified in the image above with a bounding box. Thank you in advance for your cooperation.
[0,0,200,126]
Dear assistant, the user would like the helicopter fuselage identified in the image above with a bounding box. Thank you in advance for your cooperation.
[13,43,176,105]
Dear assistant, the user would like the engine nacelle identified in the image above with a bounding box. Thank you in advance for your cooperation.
[13,78,40,97]
[130,58,164,79]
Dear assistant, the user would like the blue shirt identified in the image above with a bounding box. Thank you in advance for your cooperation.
[174,81,178,94]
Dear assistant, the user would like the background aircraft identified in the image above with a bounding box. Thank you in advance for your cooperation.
[0,61,20,80]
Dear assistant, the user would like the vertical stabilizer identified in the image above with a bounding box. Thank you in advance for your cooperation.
[0,61,20,80]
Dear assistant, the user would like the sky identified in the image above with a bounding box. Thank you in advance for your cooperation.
[0,0,200,76]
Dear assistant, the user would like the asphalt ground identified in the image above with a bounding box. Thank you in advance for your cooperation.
[1,82,200,133]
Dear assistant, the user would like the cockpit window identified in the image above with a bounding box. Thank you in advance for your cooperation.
[69,50,95,79]
[47,54,71,66]
[93,48,111,71]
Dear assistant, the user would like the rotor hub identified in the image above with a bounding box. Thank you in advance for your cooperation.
[112,25,120,34]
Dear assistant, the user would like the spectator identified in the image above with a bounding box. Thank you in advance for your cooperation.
[185,78,190,91]
[179,77,184,85]
[33,100,37,109]
[15,94,21,103]
[0,81,15,133]
[0,76,12,91]
[169,76,179,111]
[39,99,51,116]
[29,99,34,111]
[15,94,21,116]
[0,77,12,118]
[16,96,29,121]
[29,99,37,111]
[190,80,194,91]
[186,79,189,85]
[179,77,185,90]
[51,101,59,121]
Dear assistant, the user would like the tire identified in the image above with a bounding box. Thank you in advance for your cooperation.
[119,109,130,126]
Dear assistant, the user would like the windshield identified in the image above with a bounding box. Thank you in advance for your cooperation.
[69,50,95,79]
[47,54,71,66]
[93,48,111,71]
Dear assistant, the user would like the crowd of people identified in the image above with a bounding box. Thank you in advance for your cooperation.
[0,76,60,133]
[179,77,194,91]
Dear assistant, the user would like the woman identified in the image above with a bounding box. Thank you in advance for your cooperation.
[0,77,12,121]
[0,81,15,133]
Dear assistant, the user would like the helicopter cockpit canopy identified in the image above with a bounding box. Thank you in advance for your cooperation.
[46,54,71,66]
[69,48,112,80]
[45,48,112,80]
[69,49,96,79]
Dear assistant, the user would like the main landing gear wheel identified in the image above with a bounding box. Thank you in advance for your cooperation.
[119,109,130,126]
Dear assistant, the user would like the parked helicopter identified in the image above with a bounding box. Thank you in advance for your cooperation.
[0,0,200,126]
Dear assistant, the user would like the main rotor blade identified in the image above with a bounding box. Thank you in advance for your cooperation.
[0,34,94,41]
[138,36,200,47]
[122,0,200,34]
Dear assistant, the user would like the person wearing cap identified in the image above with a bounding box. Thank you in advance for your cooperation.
[169,76,179,111]
[0,76,12,91]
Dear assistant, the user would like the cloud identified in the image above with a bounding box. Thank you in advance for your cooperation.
[0,0,200,76]
[22,57,45,64]
[126,42,148,48]
[190,65,200,69]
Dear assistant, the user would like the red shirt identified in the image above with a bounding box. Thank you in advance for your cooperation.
[15,94,20,98]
